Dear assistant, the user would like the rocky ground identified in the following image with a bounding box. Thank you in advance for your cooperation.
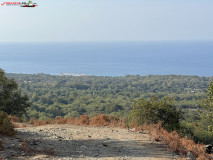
[0,124,180,160]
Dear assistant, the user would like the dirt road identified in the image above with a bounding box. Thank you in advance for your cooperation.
[0,124,178,160]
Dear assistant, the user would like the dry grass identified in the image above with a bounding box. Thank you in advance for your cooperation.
[90,114,109,126]
[140,122,210,160]
[55,116,67,124]
[8,115,20,123]
[78,115,89,125]
[22,124,27,128]
[28,114,127,128]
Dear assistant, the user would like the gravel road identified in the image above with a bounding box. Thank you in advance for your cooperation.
[0,124,179,160]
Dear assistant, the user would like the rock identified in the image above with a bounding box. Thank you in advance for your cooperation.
[94,154,99,157]
[8,151,17,156]
[186,151,196,160]
[80,145,87,149]
[21,152,26,156]
[31,140,38,145]
[205,144,213,154]
[57,136,63,139]
[11,144,16,147]
[102,143,108,147]
[131,128,136,132]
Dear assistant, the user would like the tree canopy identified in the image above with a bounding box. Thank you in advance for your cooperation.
[5,73,211,119]
[200,82,213,132]
[0,69,31,117]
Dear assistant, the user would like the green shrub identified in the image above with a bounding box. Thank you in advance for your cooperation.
[179,122,213,144]
[193,129,213,144]
[0,111,15,136]
[130,96,183,131]
[199,81,213,132]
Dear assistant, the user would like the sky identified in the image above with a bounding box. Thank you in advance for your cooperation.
[0,0,213,42]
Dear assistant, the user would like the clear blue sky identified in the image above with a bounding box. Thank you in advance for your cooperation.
[0,0,213,42]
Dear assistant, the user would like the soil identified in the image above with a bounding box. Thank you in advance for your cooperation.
[0,124,179,160]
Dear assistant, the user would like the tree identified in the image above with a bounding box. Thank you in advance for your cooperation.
[0,69,31,117]
[130,96,183,131]
[200,81,213,132]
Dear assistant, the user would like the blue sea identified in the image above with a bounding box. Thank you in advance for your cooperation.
[0,41,212,76]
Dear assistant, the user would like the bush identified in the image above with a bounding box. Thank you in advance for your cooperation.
[0,111,15,136]
[90,114,109,126]
[130,96,183,131]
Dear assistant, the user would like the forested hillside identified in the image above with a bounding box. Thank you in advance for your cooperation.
[6,73,212,120]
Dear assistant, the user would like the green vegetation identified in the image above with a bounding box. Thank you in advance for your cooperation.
[200,81,213,132]
[5,72,213,144]
[0,69,30,140]
[6,73,210,120]
[0,111,15,136]
[0,69,31,117]
[130,96,183,131]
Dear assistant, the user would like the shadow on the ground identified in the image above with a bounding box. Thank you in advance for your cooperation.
[15,129,172,159]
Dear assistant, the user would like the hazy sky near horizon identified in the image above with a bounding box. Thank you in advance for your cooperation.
[0,0,213,42]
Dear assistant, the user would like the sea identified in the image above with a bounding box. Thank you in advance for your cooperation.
[0,41,212,77]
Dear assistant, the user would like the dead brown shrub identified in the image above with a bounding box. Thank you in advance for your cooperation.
[8,115,20,123]
[29,118,36,125]
[79,115,89,125]
[34,120,45,126]
[27,114,127,128]
[141,123,210,159]
[66,117,78,125]
[55,116,67,124]
[22,124,27,128]
[107,116,127,128]
[12,123,20,128]
[43,119,55,125]
[129,121,139,129]
[89,114,109,126]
